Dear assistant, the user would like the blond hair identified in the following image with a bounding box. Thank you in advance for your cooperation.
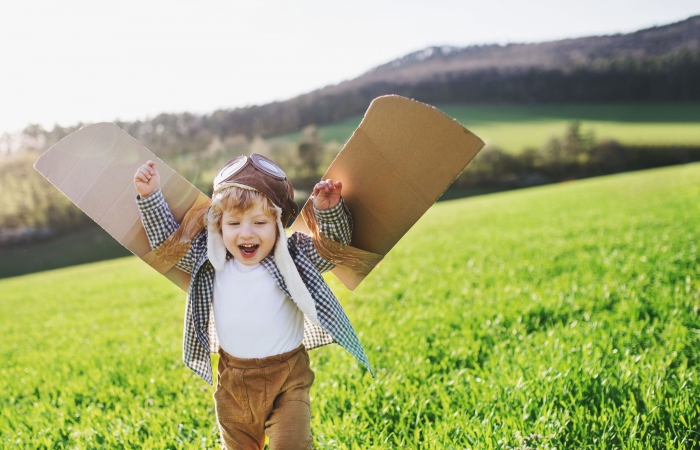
[206,186,277,234]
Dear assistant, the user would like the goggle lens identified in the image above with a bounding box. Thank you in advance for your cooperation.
[251,154,286,180]
[214,156,247,186]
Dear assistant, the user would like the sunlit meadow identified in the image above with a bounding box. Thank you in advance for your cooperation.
[1,164,699,448]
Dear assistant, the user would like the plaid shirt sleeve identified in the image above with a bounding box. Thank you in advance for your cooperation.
[292,198,353,273]
[314,198,353,244]
[136,189,200,274]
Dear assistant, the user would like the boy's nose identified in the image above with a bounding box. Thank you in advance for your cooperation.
[239,224,254,238]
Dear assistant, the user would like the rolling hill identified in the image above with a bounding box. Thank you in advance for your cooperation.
[201,14,700,139]
[4,15,699,157]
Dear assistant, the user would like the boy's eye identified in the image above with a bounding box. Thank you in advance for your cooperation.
[227,222,239,226]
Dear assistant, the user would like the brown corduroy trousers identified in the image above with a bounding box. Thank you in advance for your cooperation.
[214,344,315,450]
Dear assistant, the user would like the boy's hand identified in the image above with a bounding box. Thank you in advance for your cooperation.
[134,161,161,198]
[312,179,342,210]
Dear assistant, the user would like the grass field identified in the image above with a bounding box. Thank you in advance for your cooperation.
[276,103,700,152]
[1,164,700,448]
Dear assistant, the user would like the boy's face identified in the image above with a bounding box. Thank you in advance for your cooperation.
[221,205,277,266]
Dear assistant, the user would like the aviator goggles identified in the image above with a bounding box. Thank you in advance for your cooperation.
[212,153,298,226]
[214,154,287,189]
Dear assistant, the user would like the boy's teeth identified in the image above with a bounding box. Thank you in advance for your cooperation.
[238,244,259,255]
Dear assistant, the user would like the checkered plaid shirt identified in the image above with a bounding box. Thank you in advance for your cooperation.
[137,189,373,385]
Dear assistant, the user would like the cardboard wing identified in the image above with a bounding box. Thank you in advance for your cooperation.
[33,96,483,293]
[291,95,485,290]
[33,122,206,292]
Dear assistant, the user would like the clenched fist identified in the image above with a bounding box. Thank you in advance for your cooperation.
[134,161,161,198]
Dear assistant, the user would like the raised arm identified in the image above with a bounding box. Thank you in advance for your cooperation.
[289,179,353,273]
[134,161,200,274]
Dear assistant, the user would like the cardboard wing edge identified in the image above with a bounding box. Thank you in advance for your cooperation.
[292,95,485,291]
[368,95,486,148]
[33,122,196,292]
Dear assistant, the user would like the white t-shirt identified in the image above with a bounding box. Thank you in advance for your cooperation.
[213,258,305,358]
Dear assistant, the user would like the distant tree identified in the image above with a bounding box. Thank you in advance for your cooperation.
[297,126,323,178]
[563,121,596,164]
[0,152,88,245]
[249,135,272,158]
[541,121,597,175]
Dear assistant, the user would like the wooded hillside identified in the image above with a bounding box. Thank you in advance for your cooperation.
[2,15,699,157]
[2,15,699,246]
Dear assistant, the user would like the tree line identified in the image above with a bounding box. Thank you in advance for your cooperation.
[164,49,700,141]
[455,121,700,189]
[3,121,699,246]
[0,126,338,246]
[3,49,699,161]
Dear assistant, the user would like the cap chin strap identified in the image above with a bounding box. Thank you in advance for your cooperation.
[271,205,321,326]
[207,228,228,272]
[207,205,320,327]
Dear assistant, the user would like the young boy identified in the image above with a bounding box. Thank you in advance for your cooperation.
[133,154,373,449]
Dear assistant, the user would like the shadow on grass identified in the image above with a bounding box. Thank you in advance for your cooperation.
[0,186,506,280]
[0,223,131,279]
[437,186,509,202]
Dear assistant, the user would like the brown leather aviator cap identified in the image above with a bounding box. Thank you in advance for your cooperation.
[213,154,299,227]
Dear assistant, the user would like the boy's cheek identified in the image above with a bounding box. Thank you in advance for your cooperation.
[221,233,236,255]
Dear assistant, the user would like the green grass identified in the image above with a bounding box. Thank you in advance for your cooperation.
[2,164,700,448]
[277,103,700,152]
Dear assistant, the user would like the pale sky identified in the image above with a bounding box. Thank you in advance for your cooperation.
[1,0,699,135]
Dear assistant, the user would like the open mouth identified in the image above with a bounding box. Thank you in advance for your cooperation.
[238,243,260,258]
